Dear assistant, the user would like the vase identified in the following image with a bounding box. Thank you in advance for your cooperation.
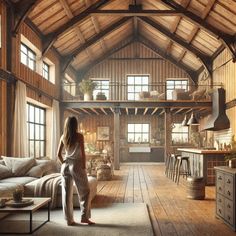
[84,93,92,101]
[13,189,23,202]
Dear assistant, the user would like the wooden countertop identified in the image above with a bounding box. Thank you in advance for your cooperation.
[177,148,230,154]
[214,166,236,174]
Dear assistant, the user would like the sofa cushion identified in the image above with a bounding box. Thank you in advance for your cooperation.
[2,156,36,176]
[0,164,12,180]
[26,165,45,178]
[0,176,37,185]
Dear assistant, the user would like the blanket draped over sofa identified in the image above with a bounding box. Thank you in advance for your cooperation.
[34,173,61,209]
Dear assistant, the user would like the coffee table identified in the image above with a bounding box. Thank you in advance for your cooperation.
[0,197,51,234]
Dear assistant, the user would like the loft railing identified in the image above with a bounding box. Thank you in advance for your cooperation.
[62,82,223,101]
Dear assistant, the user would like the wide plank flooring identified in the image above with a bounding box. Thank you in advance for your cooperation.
[92,163,235,236]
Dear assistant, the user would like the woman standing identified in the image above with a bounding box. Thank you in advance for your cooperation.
[57,116,95,225]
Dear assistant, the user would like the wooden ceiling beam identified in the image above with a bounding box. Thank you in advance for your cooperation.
[59,0,93,61]
[151,108,158,115]
[143,108,149,115]
[126,108,129,115]
[86,9,183,16]
[139,16,213,76]
[12,0,40,35]
[135,108,138,115]
[62,17,132,72]
[42,0,111,56]
[91,108,100,115]
[160,0,236,62]
[101,108,108,115]
[138,36,198,83]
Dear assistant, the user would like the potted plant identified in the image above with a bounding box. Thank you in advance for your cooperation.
[79,79,97,101]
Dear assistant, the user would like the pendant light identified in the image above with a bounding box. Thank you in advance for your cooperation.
[181,114,188,126]
[187,112,199,126]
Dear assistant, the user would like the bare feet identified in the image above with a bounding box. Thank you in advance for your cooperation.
[81,219,95,225]
[67,221,76,226]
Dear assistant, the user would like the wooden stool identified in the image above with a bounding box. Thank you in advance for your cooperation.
[175,156,191,184]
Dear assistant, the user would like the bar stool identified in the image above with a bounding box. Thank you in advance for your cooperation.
[165,153,172,177]
[175,156,191,184]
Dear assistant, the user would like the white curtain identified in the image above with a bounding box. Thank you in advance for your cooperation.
[50,99,60,160]
[13,81,28,157]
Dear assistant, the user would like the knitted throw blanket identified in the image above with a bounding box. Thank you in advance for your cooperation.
[34,173,61,209]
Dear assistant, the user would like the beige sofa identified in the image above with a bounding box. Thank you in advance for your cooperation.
[0,157,97,208]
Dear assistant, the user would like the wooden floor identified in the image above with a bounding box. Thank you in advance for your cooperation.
[92,163,236,236]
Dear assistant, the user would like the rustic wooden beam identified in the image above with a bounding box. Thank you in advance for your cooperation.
[143,108,149,115]
[126,108,129,115]
[138,36,198,83]
[13,0,40,35]
[135,108,138,115]
[151,108,158,115]
[87,9,183,16]
[139,16,213,76]
[64,17,131,62]
[160,0,236,62]
[133,16,138,39]
[42,0,111,55]
[101,108,108,115]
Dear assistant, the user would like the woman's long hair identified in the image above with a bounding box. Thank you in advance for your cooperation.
[63,116,78,149]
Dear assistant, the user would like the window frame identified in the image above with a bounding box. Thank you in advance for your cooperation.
[92,79,109,99]
[127,75,149,101]
[127,123,150,143]
[171,123,189,145]
[166,79,188,100]
[27,102,46,158]
[20,43,36,71]
[42,61,50,81]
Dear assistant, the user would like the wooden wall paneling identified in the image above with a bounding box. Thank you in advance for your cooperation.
[0,2,7,70]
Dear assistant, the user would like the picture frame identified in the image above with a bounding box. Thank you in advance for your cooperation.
[97,126,109,141]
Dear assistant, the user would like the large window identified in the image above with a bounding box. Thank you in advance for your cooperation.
[128,123,150,143]
[127,75,149,100]
[166,79,188,100]
[20,43,36,71]
[42,61,50,80]
[27,103,46,158]
[172,123,189,144]
[93,80,109,99]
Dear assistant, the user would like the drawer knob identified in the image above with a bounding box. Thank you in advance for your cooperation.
[218,199,222,203]
[218,176,222,180]
[228,216,231,220]
[227,179,231,184]
[219,209,222,213]
[227,204,231,209]
[227,191,231,196]
[219,187,222,191]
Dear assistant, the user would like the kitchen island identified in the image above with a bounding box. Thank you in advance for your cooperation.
[177,148,230,185]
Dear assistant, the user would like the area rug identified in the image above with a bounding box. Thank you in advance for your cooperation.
[0,203,154,236]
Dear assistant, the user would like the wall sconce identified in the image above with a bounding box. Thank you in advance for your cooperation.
[187,112,199,126]
[181,114,188,126]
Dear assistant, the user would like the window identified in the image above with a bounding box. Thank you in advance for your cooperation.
[93,80,109,99]
[27,103,46,158]
[128,123,150,143]
[43,61,50,80]
[166,79,188,100]
[127,75,149,100]
[172,123,189,144]
[20,43,36,71]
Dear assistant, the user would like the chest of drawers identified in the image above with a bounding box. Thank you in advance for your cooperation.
[215,166,236,231]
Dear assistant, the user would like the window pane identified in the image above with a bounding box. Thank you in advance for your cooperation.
[128,76,134,84]
[40,142,44,157]
[142,76,148,84]
[142,134,149,142]
[135,124,142,132]
[35,141,40,157]
[135,77,142,84]
[21,53,27,65]
[40,110,45,124]
[29,123,34,139]
[35,125,40,139]
[142,124,149,132]
[135,134,141,142]
[128,133,134,142]
[142,85,148,91]
[135,86,142,92]
[40,126,44,139]
[128,93,134,100]
[29,141,34,157]
[128,124,135,132]
[35,108,40,123]
[128,86,134,92]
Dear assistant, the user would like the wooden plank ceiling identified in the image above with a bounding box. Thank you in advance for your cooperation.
[9,0,235,81]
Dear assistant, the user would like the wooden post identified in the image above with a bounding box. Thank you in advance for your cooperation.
[164,108,172,161]
[113,107,120,170]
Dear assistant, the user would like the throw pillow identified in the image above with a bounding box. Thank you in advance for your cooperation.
[1,156,36,176]
[0,164,12,179]
[26,165,45,178]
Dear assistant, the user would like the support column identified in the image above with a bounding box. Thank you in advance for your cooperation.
[113,108,120,170]
[164,108,172,161]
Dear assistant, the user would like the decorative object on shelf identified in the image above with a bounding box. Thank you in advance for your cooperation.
[12,188,23,203]
[96,92,107,100]
[97,126,109,141]
[190,131,201,147]
[225,135,236,168]
[78,79,97,101]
